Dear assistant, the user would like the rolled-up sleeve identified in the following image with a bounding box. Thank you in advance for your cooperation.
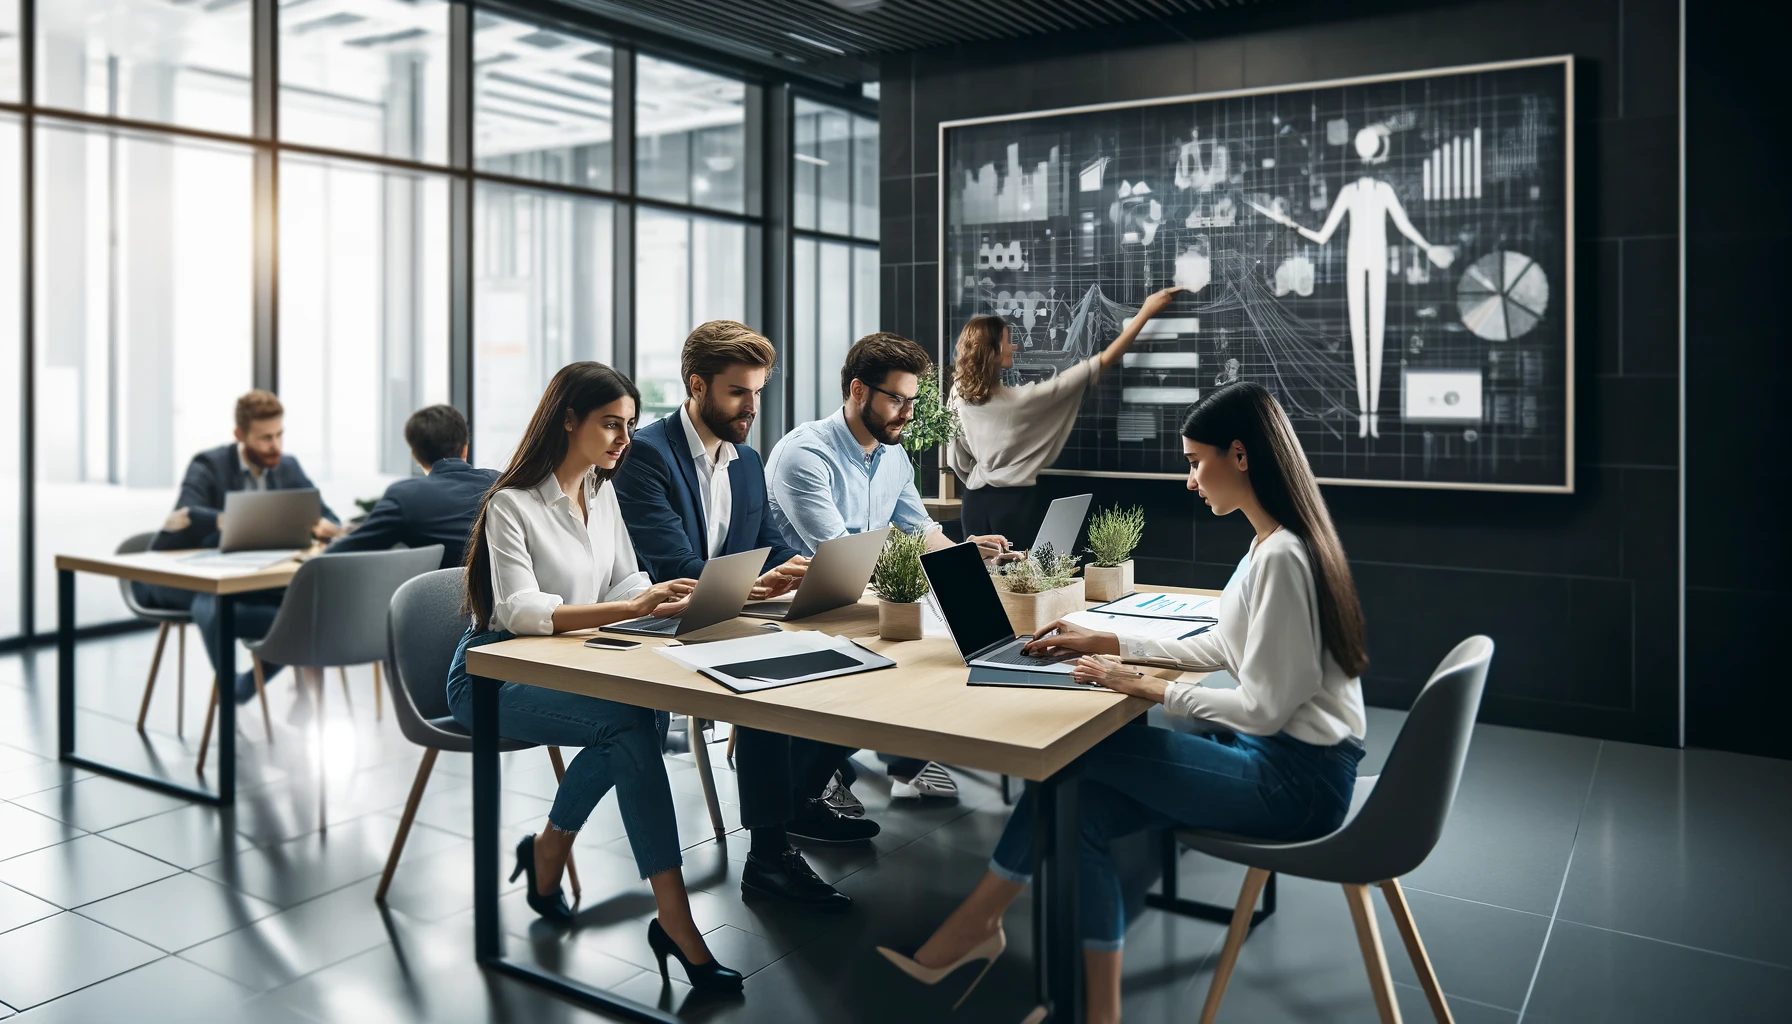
[769,445,848,554]
[485,492,563,635]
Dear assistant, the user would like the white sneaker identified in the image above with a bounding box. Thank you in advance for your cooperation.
[889,761,958,800]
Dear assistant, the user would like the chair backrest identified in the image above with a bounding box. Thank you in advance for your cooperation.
[251,546,444,668]
[115,532,156,616]
[1337,635,1493,880]
[386,568,470,743]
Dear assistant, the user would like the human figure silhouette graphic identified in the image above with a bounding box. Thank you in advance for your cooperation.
[1260,127,1454,437]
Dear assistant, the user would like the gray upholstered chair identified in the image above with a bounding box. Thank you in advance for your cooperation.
[375,568,585,903]
[194,547,443,824]
[1187,636,1494,1024]
[116,532,201,738]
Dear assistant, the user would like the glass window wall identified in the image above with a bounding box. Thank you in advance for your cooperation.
[636,55,745,214]
[0,116,19,636]
[474,12,614,191]
[38,0,252,136]
[279,0,450,164]
[634,208,746,421]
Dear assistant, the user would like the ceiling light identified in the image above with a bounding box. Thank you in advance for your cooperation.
[786,32,846,55]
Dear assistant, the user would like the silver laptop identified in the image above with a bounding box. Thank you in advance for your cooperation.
[602,547,771,638]
[181,489,321,565]
[1030,493,1093,558]
[920,541,1101,690]
[741,527,891,621]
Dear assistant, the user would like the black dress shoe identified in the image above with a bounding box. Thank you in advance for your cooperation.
[741,848,853,909]
[786,798,880,844]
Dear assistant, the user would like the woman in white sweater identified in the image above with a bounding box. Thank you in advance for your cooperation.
[947,286,1181,544]
[879,381,1368,1024]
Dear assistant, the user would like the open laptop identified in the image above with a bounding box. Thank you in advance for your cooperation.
[920,541,1105,690]
[602,547,771,639]
[741,526,890,621]
[180,489,322,566]
[1029,493,1093,558]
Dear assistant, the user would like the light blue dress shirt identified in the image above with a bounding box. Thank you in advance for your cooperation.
[764,409,940,556]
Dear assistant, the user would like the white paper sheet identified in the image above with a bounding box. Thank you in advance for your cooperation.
[1088,592,1217,620]
[1063,610,1216,643]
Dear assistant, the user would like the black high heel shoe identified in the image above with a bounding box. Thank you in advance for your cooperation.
[509,834,574,925]
[647,918,744,993]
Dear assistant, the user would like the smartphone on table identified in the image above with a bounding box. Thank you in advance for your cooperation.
[583,636,643,651]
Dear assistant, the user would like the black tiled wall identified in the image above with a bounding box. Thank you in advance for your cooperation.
[1684,9,1792,760]
[882,0,1685,746]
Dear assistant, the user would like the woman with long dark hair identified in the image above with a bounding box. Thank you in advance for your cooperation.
[446,361,741,992]
[879,382,1367,1023]
[947,287,1180,542]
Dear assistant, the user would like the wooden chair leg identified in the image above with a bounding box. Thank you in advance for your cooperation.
[252,656,275,746]
[1381,880,1453,1024]
[197,676,219,775]
[689,717,726,842]
[546,747,582,900]
[176,623,187,739]
[315,669,328,834]
[1197,867,1272,1024]
[135,623,172,733]
[376,748,439,902]
[1344,883,1404,1024]
[338,665,355,714]
[372,661,383,721]
[725,726,738,767]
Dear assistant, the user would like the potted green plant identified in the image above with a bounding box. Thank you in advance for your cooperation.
[991,542,1084,635]
[871,527,930,641]
[899,372,961,497]
[1084,505,1145,601]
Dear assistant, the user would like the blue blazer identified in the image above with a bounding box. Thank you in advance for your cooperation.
[152,443,339,550]
[613,414,801,582]
[324,458,498,570]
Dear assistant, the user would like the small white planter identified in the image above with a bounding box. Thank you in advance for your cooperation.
[1084,560,1135,603]
[878,600,924,641]
[996,578,1085,636]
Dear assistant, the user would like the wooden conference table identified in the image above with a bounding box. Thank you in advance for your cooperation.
[465,586,1222,1024]
[53,549,302,804]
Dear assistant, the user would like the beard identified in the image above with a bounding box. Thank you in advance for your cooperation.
[858,404,909,446]
[243,445,281,470]
[699,393,754,444]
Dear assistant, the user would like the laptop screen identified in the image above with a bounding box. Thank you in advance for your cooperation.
[920,542,1015,661]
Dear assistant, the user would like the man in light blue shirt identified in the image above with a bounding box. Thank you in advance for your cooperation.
[766,332,1016,800]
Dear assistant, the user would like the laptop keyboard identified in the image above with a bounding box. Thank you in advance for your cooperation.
[739,601,791,618]
[979,643,1077,668]
[616,615,680,634]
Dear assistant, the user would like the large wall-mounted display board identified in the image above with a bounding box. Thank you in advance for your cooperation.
[940,57,1574,492]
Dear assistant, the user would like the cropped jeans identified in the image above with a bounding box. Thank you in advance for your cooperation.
[989,717,1362,950]
[446,627,683,880]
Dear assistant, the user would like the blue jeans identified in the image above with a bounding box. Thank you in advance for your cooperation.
[990,718,1363,950]
[446,628,683,880]
[190,592,285,680]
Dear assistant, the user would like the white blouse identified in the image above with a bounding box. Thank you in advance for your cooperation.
[1122,528,1366,746]
[484,472,651,635]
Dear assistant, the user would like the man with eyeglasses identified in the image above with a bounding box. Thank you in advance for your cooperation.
[765,332,1016,804]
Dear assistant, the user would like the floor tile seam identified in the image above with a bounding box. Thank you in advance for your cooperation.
[1546,918,1792,972]
[181,917,391,997]
[1388,977,1520,1014]
[0,926,173,1012]
[0,840,190,909]
[183,867,393,936]
[50,862,195,921]
[1394,884,1556,920]
[1516,739,1604,1023]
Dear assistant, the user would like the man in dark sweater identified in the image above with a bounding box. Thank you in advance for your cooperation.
[155,391,340,703]
[324,404,495,569]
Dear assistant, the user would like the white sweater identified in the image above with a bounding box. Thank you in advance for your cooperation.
[948,356,1101,490]
[1121,528,1366,746]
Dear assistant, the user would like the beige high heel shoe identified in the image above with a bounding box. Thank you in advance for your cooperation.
[876,927,1007,1010]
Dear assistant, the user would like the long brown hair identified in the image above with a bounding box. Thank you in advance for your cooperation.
[951,315,1007,405]
[1181,382,1369,677]
[463,362,642,630]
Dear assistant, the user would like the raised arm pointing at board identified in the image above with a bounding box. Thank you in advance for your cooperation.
[947,286,1182,542]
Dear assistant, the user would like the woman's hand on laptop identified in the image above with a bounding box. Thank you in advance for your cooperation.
[1074,655,1166,702]
[1022,620,1119,657]
[750,556,809,599]
[629,579,696,618]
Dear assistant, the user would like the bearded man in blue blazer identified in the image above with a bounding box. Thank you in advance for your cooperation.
[614,321,879,912]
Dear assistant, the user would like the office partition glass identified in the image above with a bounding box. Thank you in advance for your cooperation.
[790,237,879,426]
[0,1,19,103]
[0,117,19,636]
[279,0,450,164]
[37,0,252,136]
[853,112,879,240]
[473,12,614,191]
[34,121,254,625]
[636,56,745,214]
[280,156,450,518]
[473,182,614,470]
[634,208,746,422]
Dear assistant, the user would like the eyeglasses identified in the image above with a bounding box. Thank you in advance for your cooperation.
[863,381,918,410]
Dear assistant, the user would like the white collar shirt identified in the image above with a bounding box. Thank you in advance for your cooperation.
[481,472,650,635]
[679,404,737,558]
[237,447,268,491]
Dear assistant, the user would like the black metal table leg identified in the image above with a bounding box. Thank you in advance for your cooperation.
[1029,779,1051,1011]
[1144,832,1276,929]
[214,595,236,804]
[469,675,677,1023]
[1045,766,1083,1023]
[58,570,228,804]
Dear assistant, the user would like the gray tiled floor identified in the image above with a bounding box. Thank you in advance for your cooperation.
[1,630,1789,1022]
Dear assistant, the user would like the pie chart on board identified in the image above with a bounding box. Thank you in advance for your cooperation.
[1457,250,1549,341]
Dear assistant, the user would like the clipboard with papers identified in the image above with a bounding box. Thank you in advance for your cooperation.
[654,630,895,693]
[1087,591,1217,622]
